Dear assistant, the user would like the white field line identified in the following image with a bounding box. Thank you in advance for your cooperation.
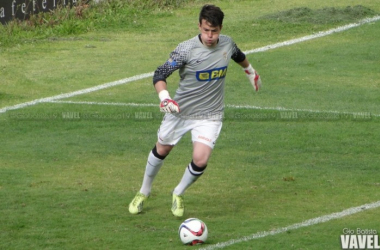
[0,72,152,114]
[1,15,379,115]
[49,100,380,117]
[49,100,157,107]
[244,15,380,54]
[198,200,380,250]
[228,104,380,117]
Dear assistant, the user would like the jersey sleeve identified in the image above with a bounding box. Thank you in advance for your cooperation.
[153,42,190,85]
[231,42,246,63]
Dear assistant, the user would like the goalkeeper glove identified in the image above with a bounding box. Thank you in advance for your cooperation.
[244,64,262,92]
[158,90,180,113]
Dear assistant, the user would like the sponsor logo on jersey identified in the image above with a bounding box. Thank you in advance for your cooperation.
[196,66,228,81]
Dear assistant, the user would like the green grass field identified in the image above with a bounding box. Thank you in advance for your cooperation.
[1,0,380,249]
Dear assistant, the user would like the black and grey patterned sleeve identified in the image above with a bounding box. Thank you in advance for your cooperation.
[153,42,190,85]
[231,43,246,63]
[153,58,181,85]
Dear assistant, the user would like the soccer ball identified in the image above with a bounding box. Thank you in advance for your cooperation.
[178,218,208,245]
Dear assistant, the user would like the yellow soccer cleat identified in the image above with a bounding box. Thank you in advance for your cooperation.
[129,192,148,214]
[171,193,184,217]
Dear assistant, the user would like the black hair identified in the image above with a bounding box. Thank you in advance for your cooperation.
[199,4,224,27]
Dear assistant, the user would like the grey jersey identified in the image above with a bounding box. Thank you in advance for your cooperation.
[153,34,245,120]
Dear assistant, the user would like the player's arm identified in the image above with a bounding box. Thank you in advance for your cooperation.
[153,59,181,113]
[154,80,167,94]
[154,80,180,113]
[232,45,262,92]
[153,42,190,113]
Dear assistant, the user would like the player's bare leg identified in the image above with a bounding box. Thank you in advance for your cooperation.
[156,142,174,156]
[192,141,213,167]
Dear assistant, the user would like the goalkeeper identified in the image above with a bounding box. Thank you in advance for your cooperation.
[129,4,262,217]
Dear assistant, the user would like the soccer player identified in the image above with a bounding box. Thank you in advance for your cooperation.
[129,4,261,217]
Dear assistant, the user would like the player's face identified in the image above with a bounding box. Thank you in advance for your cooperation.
[198,19,222,47]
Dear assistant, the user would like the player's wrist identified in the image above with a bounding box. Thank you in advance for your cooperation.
[243,64,255,75]
[243,64,262,92]
[158,90,171,102]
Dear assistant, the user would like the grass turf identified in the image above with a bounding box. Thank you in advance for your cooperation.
[1,0,380,249]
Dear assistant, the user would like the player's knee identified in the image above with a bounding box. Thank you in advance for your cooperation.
[192,158,208,168]
[155,143,173,157]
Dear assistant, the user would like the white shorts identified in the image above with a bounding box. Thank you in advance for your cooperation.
[157,114,222,149]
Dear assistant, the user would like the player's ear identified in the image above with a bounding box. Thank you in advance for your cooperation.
[219,24,223,31]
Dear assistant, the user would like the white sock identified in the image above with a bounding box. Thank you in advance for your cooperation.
[173,162,205,196]
[139,150,164,196]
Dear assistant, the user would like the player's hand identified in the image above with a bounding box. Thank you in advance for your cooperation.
[244,64,262,92]
[160,99,180,113]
